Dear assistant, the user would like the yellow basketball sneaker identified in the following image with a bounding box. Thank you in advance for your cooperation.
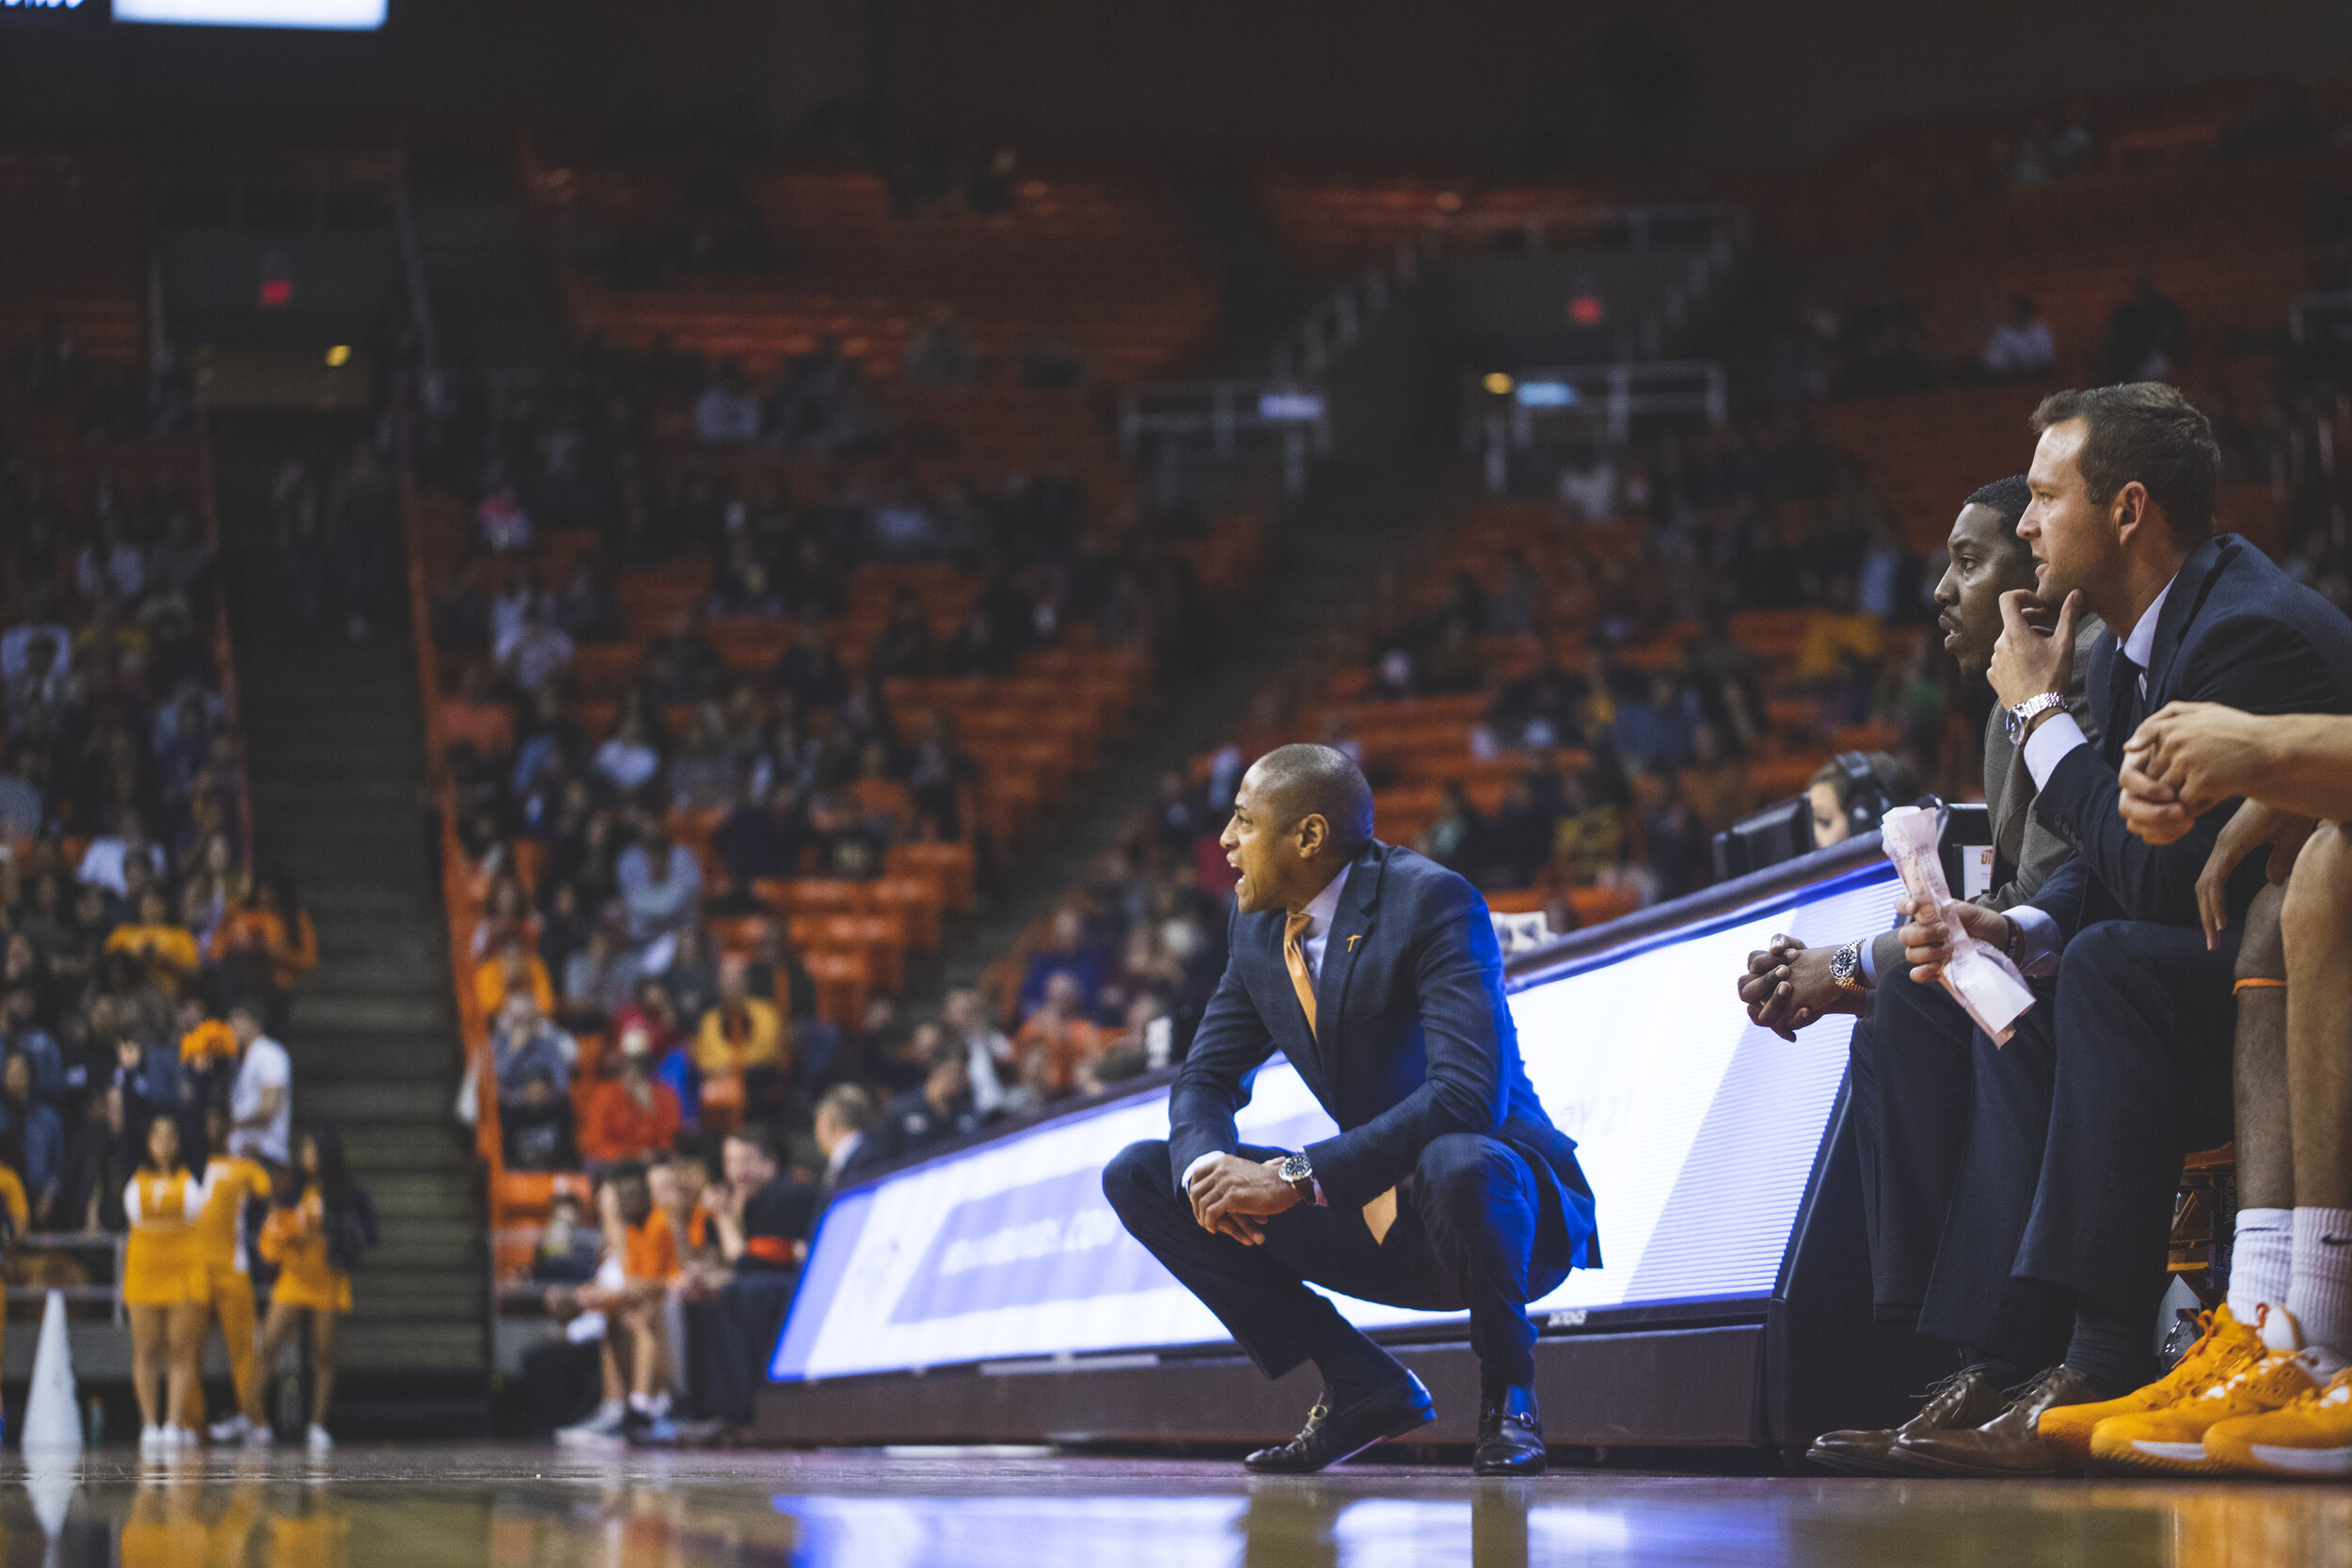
[2037,1305,2265,1469]
[2203,1364,2352,1479]
[2090,1307,2324,1476]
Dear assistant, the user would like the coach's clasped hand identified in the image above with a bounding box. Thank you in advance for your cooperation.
[1185,1152,1302,1245]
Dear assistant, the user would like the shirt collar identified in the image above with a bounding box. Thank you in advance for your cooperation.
[2118,569,2179,670]
[1297,861,1351,942]
[826,1130,862,1177]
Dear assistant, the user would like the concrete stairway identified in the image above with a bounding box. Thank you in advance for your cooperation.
[215,441,488,1433]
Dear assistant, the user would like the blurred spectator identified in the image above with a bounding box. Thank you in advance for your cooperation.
[692,363,764,446]
[875,1043,978,1159]
[1012,972,1103,1098]
[939,986,1016,1117]
[2103,277,2188,383]
[580,1030,682,1167]
[615,820,703,947]
[904,305,976,388]
[476,936,557,1019]
[1983,293,2057,377]
[0,1053,63,1227]
[691,958,787,1125]
[225,1000,292,1166]
[813,1083,879,1187]
[1016,909,1105,1021]
[496,604,575,699]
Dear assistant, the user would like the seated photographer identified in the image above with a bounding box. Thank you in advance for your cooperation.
[1736,476,2102,1474]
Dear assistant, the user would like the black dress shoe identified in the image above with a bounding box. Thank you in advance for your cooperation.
[1472,1386,1546,1477]
[1244,1373,1437,1474]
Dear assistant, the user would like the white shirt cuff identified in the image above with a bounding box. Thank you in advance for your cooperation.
[2007,905,2062,977]
[2020,712,2090,791]
[1858,938,1879,986]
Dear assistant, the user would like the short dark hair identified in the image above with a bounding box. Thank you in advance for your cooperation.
[1250,743,1375,855]
[1963,474,2032,532]
[604,1160,648,1191]
[818,1083,873,1132]
[723,1125,776,1162]
[2030,382,2219,546]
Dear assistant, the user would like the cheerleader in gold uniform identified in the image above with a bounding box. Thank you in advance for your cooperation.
[123,1116,208,1450]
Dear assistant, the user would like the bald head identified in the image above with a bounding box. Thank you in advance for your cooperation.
[1251,744,1375,855]
[1223,744,1375,914]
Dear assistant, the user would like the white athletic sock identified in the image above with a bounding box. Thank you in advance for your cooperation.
[2230,1208,2295,1324]
[2287,1206,2352,1371]
[628,1391,657,1416]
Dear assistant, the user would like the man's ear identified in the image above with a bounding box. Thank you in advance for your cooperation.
[1295,813,1329,859]
[2111,480,2150,546]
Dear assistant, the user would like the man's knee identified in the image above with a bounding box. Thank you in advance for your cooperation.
[2284,821,2352,956]
[1415,1133,1517,1216]
[1102,1139,1172,1217]
[2237,883,2287,984]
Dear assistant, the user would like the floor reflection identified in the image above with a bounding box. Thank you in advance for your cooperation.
[0,1449,2343,1567]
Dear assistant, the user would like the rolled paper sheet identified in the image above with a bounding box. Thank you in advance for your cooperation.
[1879,806,2036,1044]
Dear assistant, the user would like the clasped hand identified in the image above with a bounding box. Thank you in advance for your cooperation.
[1187,1153,1302,1246]
[2115,701,2310,947]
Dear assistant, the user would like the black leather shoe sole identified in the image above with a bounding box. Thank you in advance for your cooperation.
[1472,1441,1546,1477]
[1244,1382,1438,1475]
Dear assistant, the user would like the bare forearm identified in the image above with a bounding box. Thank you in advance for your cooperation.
[2240,715,2352,820]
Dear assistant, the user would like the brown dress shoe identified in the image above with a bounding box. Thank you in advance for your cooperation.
[1807,1367,2010,1476]
[1886,1366,2102,1477]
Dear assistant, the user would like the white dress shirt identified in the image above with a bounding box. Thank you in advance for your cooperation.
[1181,863,1353,1196]
[2002,571,2180,974]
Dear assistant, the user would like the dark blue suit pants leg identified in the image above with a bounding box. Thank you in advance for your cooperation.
[1104,1134,1558,1389]
[2014,920,2235,1332]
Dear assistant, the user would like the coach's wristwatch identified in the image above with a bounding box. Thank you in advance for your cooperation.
[2004,691,2069,746]
[1828,939,1868,994]
[1279,1152,1316,1203]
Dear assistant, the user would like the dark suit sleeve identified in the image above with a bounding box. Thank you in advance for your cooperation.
[1302,875,1511,1211]
[2032,613,2343,933]
[1164,911,1278,1195]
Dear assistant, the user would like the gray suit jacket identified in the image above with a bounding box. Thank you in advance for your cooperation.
[1869,614,2103,980]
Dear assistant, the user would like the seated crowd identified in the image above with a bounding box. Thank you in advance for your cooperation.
[421,341,1241,1444]
[1738,382,2352,1481]
[0,434,358,1445]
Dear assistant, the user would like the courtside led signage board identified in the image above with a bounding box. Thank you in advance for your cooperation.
[774,863,1901,1383]
[115,0,384,27]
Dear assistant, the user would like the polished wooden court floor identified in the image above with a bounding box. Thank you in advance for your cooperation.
[0,1445,2346,1566]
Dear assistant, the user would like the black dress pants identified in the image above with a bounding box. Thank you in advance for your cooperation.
[1103,1133,1571,1390]
[1849,970,2070,1363]
[1852,920,2235,1359]
[2014,920,2235,1332]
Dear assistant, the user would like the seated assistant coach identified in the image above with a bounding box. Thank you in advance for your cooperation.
[1103,744,1597,1477]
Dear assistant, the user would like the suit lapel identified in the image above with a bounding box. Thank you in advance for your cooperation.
[2142,536,2229,707]
[1979,705,2028,869]
[1311,845,1385,1078]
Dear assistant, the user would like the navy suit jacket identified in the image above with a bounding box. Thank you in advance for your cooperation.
[2032,533,2352,937]
[1166,840,1599,1268]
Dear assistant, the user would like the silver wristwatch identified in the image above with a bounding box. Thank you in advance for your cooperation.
[2005,691,2068,746]
[1279,1152,1314,1200]
[1828,939,1867,993]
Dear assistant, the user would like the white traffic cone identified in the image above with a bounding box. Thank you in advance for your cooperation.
[20,1291,81,1455]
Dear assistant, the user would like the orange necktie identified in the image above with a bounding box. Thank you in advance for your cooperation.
[1284,908,1399,1243]
[1283,911,1318,1036]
